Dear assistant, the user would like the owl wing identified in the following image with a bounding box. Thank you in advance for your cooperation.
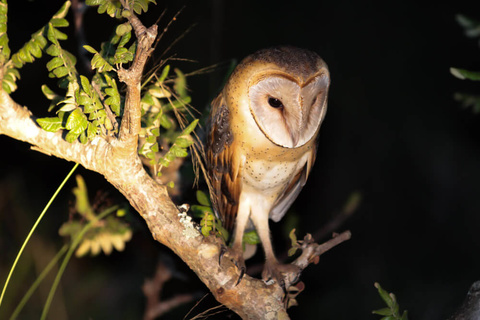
[206,92,243,232]
[269,149,317,222]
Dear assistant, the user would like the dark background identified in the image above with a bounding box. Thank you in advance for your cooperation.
[1,0,480,319]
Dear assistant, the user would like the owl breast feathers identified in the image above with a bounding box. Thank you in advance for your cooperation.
[206,46,330,285]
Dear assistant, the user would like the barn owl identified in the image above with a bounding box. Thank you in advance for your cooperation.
[206,46,330,288]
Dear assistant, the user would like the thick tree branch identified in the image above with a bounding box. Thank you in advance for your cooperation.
[0,90,112,173]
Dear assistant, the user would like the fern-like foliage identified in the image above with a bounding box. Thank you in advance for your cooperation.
[0,1,70,93]
[35,0,129,143]
[0,0,10,66]
[59,175,131,257]
[138,64,197,179]
[191,190,229,242]
[0,0,198,187]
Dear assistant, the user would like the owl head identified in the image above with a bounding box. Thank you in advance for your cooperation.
[226,46,330,148]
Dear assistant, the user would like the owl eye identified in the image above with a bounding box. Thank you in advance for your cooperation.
[268,97,284,109]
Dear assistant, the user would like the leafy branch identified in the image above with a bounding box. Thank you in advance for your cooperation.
[373,283,408,320]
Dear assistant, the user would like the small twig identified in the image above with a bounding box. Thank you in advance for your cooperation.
[142,261,197,320]
[293,231,352,270]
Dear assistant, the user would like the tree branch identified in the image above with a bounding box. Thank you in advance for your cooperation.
[142,261,198,320]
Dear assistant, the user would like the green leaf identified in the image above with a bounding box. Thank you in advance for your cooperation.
[26,40,42,58]
[52,66,69,78]
[374,283,395,309]
[196,191,211,207]
[46,44,60,56]
[66,108,88,133]
[372,308,393,316]
[181,119,199,135]
[215,224,229,242]
[118,30,131,47]
[33,33,48,49]
[289,228,297,245]
[164,151,176,162]
[287,247,298,257]
[83,45,98,54]
[174,68,188,98]
[175,137,194,148]
[87,122,97,139]
[77,94,92,107]
[80,75,92,96]
[158,65,170,83]
[46,25,59,44]
[116,23,131,36]
[46,56,63,71]
[113,47,133,64]
[2,78,16,93]
[141,92,156,106]
[65,130,80,143]
[173,147,188,157]
[41,84,59,99]
[36,117,64,132]
[80,131,88,144]
[11,54,23,68]
[90,53,114,72]
[149,86,171,98]
[190,205,213,218]
[86,0,103,5]
[18,48,33,63]
[160,114,172,129]
[89,109,106,121]
[132,0,156,14]
[450,68,480,81]
[50,18,69,28]
[53,1,71,19]
[243,230,260,245]
[158,157,170,167]
[150,142,159,153]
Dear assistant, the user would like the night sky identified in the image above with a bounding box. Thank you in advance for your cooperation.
[2,1,480,319]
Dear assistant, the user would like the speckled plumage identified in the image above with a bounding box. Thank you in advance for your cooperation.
[206,46,330,284]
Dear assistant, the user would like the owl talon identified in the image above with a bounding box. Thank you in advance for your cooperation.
[218,245,246,285]
[262,261,301,294]
[219,245,227,265]
[235,266,246,286]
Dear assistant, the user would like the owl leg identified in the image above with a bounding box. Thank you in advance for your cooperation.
[219,199,250,285]
[250,212,300,292]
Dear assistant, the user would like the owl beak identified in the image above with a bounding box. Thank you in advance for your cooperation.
[289,104,304,148]
[290,129,300,147]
